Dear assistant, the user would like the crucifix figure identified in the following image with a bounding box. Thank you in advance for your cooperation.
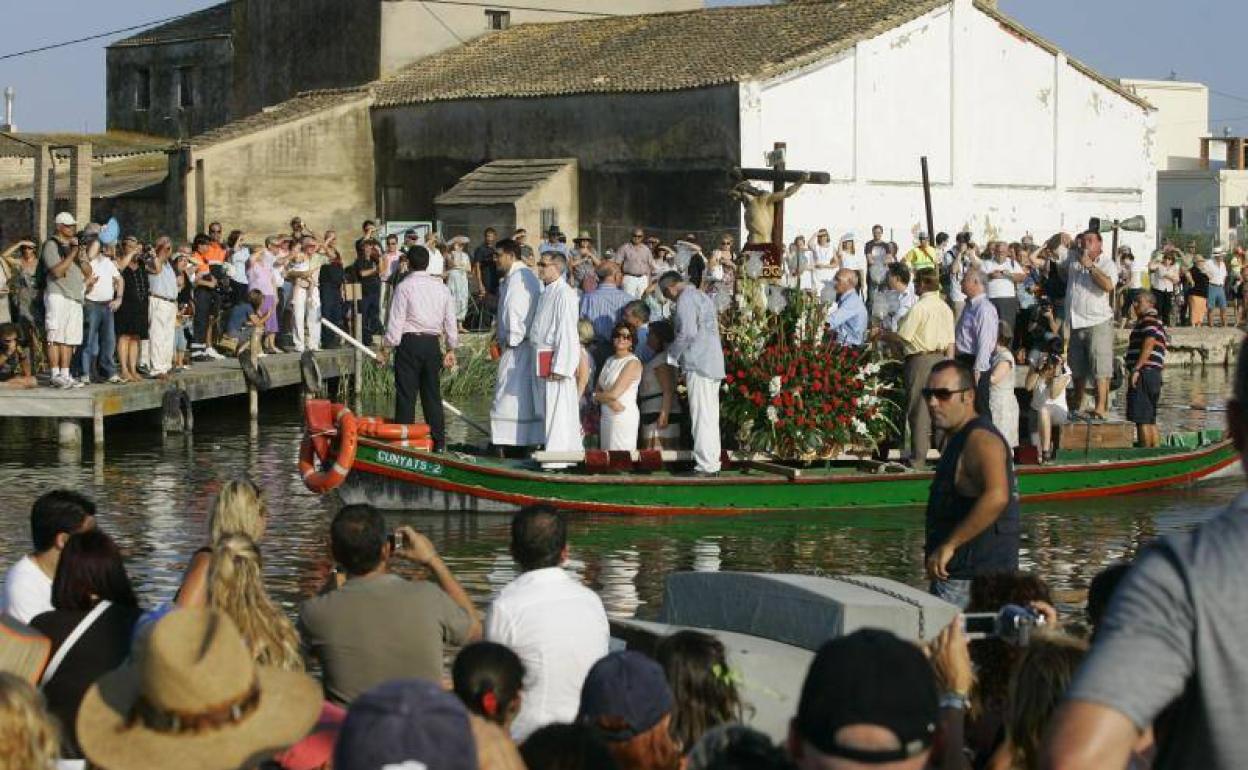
[735,142,831,248]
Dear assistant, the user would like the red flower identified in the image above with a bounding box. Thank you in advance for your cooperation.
[785,408,794,417]
[752,393,764,407]
[737,370,746,379]
[725,374,735,384]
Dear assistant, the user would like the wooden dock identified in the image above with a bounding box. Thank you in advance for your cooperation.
[0,348,354,446]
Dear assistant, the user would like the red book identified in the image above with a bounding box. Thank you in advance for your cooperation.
[536,348,553,378]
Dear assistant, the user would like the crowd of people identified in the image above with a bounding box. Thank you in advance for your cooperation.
[0,214,478,390]
[2,336,1247,769]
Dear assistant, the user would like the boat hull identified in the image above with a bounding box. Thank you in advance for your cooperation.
[338,437,1241,514]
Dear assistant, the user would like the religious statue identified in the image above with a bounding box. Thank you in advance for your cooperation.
[731,172,810,246]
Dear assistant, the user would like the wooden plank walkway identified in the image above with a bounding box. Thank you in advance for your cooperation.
[0,348,354,442]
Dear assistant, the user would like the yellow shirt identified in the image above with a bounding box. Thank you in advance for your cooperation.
[896,290,955,356]
[904,245,939,272]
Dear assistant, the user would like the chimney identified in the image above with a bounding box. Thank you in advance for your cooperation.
[1,87,14,133]
[67,143,93,227]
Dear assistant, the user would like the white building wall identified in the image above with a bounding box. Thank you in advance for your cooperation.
[1120,80,1208,171]
[739,0,1156,254]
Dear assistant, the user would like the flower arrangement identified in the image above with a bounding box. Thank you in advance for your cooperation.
[720,276,899,461]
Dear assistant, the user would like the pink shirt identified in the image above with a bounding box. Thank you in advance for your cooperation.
[247,261,278,296]
[384,273,458,349]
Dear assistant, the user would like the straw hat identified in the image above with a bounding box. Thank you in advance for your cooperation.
[77,608,321,770]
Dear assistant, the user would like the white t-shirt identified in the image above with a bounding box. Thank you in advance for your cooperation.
[424,251,445,277]
[2,556,53,624]
[840,251,866,273]
[1065,250,1119,330]
[1126,259,1148,290]
[485,566,610,741]
[85,256,120,303]
[986,259,1021,299]
[1206,260,1228,287]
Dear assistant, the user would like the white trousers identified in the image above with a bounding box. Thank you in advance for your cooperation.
[687,372,722,473]
[621,274,648,298]
[148,297,177,374]
[291,285,321,352]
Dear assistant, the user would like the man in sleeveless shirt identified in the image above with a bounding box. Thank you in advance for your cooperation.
[922,359,1020,608]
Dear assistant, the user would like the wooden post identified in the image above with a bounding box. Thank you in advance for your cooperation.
[248,325,260,432]
[920,157,935,247]
[345,282,363,413]
[92,403,104,449]
[771,142,786,249]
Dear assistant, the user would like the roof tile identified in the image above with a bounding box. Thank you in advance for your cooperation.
[109,2,233,48]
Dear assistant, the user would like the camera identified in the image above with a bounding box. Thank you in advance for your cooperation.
[962,604,1046,646]
[386,530,405,551]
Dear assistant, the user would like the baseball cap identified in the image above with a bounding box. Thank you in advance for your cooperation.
[794,629,938,764]
[54,212,76,227]
[577,650,673,741]
[334,679,477,770]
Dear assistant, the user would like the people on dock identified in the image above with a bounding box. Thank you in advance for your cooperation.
[42,212,92,389]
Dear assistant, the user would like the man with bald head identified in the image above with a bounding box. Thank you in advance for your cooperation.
[825,268,869,347]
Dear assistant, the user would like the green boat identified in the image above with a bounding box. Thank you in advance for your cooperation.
[302,402,1239,514]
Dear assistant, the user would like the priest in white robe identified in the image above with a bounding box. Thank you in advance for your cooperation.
[528,253,583,467]
[490,239,544,449]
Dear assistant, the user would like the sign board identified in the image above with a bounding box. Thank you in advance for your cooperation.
[383,221,435,241]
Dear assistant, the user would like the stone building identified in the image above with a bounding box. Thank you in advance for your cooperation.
[368,0,1157,251]
[108,0,707,140]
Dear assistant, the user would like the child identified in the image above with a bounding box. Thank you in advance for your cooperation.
[236,290,272,359]
[0,322,36,388]
[174,269,193,371]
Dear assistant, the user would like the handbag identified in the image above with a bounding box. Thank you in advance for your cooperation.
[39,600,111,686]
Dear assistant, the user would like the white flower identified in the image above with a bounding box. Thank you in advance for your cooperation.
[768,376,782,397]
[861,362,882,377]
[766,285,789,314]
[766,405,779,424]
[852,418,870,436]
[860,394,879,408]
[745,254,764,279]
[715,291,733,313]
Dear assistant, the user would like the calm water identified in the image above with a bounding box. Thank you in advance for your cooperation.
[0,366,1239,622]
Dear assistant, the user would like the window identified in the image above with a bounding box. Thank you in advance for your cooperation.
[1231,207,1242,230]
[176,66,194,109]
[135,68,151,111]
[540,208,558,234]
[1170,208,1182,230]
[485,9,511,30]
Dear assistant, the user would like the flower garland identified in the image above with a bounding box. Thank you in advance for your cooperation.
[720,269,899,461]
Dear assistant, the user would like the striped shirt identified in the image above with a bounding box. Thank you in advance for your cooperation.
[578,284,632,343]
[1125,310,1167,371]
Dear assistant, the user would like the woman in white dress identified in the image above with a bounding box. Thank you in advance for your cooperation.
[446,236,472,330]
[988,321,1019,448]
[811,228,838,299]
[786,235,813,291]
[594,321,643,451]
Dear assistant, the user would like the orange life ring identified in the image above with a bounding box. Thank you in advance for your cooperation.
[300,407,359,493]
[357,421,432,441]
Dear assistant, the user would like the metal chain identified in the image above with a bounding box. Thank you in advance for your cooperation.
[826,574,930,641]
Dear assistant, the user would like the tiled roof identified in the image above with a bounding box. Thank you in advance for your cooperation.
[371,0,1149,111]
[186,89,369,148]
[435,159,576,206]
[109,2,233,48]
[0,132,171,159]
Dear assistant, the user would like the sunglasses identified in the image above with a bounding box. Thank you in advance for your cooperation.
[536,261,553,268]
[922,387,971,401]
[613,332,632,340]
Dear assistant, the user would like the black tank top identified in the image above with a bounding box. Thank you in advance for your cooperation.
[924,415,1020,579]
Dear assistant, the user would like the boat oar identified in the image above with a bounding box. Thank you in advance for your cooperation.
[319,319,491,438]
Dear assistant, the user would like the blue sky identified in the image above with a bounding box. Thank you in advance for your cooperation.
[3,0,1244,134]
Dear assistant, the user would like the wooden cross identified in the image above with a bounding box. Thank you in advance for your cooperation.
[737,142,831,248]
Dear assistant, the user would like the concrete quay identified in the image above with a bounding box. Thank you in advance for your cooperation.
[1115,326,1244,367]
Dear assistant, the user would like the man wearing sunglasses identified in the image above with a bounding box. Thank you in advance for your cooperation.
[922,360,1019,609]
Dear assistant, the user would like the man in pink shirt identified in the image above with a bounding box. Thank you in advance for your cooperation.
[382,246,458,451]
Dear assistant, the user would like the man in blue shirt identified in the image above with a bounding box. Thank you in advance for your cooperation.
[579,263,632,369]
[826,269,869,347]
[659,271,725,477]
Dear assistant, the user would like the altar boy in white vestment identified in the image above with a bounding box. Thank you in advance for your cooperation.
[529,253,583,468]
[490,240,545,449]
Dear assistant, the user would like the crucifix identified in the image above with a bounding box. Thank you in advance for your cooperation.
[733,142,831,281]
[734,142,832,248]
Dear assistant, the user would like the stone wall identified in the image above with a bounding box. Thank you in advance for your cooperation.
[1117,326,1245,368]
[181,96,376,241]
[371,86,742,248]
[106,38,234,140]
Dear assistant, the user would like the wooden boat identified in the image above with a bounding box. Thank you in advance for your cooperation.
[301,400,1239,514]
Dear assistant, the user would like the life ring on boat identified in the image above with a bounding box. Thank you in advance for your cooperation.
[300,403,359,493]
[357,420,431,441]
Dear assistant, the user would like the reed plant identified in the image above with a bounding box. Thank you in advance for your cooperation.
[359,332,497,399]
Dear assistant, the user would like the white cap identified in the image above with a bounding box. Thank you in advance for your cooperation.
[54,212,76,227]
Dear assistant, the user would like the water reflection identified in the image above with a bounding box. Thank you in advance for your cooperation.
[0,367,1239,624]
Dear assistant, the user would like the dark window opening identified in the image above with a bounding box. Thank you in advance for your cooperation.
[177,67,194,109]
[485,9,511,30]
[1170,208,1182,230]
[1231,207,1242,230]
[135,68,151,111]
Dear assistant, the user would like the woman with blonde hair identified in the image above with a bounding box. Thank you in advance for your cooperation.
[175,478,269,607]
[0,672,60,770]
[208,534,303,671]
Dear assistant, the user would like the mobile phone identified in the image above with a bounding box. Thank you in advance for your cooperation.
[387,530,405,551]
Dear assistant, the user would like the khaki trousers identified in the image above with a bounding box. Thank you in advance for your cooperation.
[904,352,947,470]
